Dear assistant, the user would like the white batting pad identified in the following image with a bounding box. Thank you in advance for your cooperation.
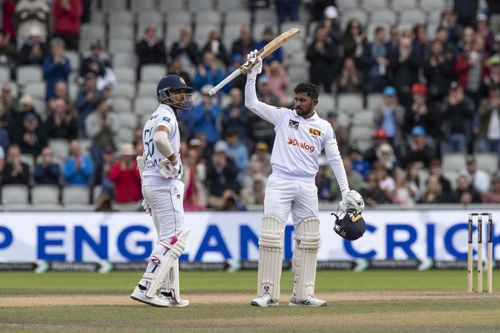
[161,259,181,301]
[257,215,285,301]
[145,229,190,298]
[292,217,320,301]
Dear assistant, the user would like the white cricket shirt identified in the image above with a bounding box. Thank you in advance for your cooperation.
[141,103,182,186]
[245,75,350,199]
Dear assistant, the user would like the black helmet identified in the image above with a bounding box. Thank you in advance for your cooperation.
[156,75,193,109]
[332,211,366,241]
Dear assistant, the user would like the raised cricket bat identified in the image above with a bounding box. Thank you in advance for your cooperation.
[208,27,300,96]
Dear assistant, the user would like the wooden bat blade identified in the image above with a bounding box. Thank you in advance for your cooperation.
[208,28,300,96]
[260,27,300,59]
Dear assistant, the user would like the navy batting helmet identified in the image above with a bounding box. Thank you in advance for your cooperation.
[157,75,193,109]
[332,211,366,241]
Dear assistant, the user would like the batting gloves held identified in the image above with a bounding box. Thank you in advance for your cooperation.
[159,159,182,180]
[339,190,365,214]
[243,49,262,77]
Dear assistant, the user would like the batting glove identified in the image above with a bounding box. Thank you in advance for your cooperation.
[339,190,365,214]
[159,159,182,180]
[243,49,262,76]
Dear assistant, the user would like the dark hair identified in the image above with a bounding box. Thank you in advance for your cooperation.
[294,82,319,99]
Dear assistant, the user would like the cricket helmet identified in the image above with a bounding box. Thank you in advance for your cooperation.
[156,74,193,109]
[332,211,366,241]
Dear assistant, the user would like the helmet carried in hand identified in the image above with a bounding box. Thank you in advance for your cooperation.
[332,211,366,241]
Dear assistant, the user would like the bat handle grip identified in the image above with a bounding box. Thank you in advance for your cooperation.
[208,69,242,96]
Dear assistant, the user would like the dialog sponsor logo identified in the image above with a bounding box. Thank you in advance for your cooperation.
[287,137,315,152]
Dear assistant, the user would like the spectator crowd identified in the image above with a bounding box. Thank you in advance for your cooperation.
[0,0,499,211]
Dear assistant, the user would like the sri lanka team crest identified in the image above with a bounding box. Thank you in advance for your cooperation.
[309,127,321,137]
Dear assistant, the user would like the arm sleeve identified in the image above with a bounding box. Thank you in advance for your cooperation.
[244,74,287,126]
[323,126,349,200]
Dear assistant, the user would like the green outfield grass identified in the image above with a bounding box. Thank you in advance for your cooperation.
[1,270,500,332]
[0,270,499,295]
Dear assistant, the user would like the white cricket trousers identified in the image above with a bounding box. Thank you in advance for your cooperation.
[142,180,185,242]
[264,174,319,224]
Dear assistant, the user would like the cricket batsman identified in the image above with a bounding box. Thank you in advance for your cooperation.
[130,75,192,307]
[244,51,365,307]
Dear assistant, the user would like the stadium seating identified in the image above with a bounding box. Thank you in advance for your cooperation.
[338,93,364,114]
[17,66,43,85]
[160,0,185,12]
[476,154,499,175]
[1,185,29,205]
[400,9,427,24]
[370,10,397,25]
[140,65,167,83]
[112,97,133,113]
[391,0,418,12]
[0,67,9,82]
[49,139,70,161]
[62,186,90,205]
[360,0,389,11]
[102,0,128,13]
[24,82,46,100]
[442,154,466,173]
[108,10,134,26]
[114,67,135,83]
[131,0,157,12]
[32,185,60,205]
[336,0,360,11]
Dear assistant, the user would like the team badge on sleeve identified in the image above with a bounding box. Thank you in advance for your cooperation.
[162,116,171,122]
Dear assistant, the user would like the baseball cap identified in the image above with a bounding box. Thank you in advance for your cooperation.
[324,5,338,19]
[477,14,488,22]
[90,39,103,49]
[411,125,426,136]
[189,138,202,147]
[488,55,500,66]
[411,83,427,95]
[383,86,396,96]
[327,111,338,119]
[120,143,135,156]
[256,142,268,151]
[263,26,274,35]
[214,140,228,153]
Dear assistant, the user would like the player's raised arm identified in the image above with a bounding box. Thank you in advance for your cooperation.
[244,51,286,125]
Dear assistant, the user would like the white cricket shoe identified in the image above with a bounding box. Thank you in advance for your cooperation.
[250,293,279,307]
[130,286,171,307]
[159,292,190,308]
[289,296,327,307]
